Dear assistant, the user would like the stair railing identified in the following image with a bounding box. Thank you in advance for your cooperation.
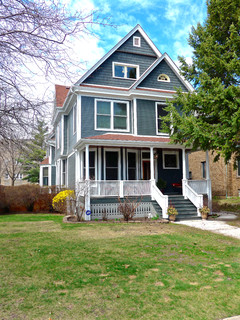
[151,180,168,219]
[183,181,203,216]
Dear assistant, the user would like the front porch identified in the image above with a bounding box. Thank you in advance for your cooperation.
[74,136,212,220]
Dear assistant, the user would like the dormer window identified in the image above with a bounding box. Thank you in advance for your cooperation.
[133,36,141,47]
[113,62,139,80]
[158,74,170,82]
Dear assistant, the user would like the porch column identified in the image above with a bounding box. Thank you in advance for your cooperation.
[122,148,126,180]
[206,150,212,213]
[182,148,187,198]
[85,144,91,220]
[80,150,84,180]
[150,147,154,181]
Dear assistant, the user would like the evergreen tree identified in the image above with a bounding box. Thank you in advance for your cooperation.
[162,0,240,163]
[22,120,48,183]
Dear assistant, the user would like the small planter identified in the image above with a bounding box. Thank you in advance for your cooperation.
[169,214,176,222]
[199,206,210,220]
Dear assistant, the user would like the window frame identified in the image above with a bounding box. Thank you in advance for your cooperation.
[112,62,139,80]
[157,74,170,82]
[133,36,141,47]
[95,99,130,132]
[83,148,97,180]
[201,161,206,179]
[155,102,169,136]
[42,166,49,186]
[127,149,138,180]
[162,150,179,169]
[104,148,121,180]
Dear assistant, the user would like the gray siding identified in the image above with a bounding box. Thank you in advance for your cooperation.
[51,146,55,163]
[138,60,188,92]
[118,31,157,56]
[51,166,56,186]
[68,154,75,189]
[55,119,62,160]
[83,51,156,88]
[137,99,156,136]
[63,115,68,155]
[67,107,77,152]
[81,96,132,138]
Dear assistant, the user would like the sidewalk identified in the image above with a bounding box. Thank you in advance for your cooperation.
[175,213,240,240]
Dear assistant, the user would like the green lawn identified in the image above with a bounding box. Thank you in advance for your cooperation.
[0,214,240,320]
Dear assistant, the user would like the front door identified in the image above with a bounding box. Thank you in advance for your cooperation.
[142,160,150,180]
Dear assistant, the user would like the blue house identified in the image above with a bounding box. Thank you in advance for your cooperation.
[40,25,212,220]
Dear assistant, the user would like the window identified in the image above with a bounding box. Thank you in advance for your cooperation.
[5,172,9,179]
[16,173,23,179]
[237,159,240,177]
[83,151,96,180]
[73,103,77,134]
[133,36,141,47]
[158,74,170,82]
[201,161,206,179]
[62,159,66,185]
[128,152,137,180]
[163,151,179,169]
[156,103,168,135]
[105,151,119,180]
[43,167,49,186]
[95,99,129,131]
[113,62,139,80]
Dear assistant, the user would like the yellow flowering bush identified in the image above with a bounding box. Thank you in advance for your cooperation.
[52,190,75,213]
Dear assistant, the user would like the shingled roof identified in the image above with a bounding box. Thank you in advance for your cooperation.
[55,84,70,108]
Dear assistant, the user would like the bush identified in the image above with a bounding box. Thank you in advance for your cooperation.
[118,196,141,222]
[52,190,75,214]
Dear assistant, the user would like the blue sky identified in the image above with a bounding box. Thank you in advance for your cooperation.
[75,0,207,71]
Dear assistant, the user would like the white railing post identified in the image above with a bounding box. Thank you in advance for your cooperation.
[182,148,187,199]
[85,180,91,221]
[151,180,168,219]
[120,180,124,198]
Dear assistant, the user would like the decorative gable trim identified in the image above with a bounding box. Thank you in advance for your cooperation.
[75,25,161,86]
[130,53,194,92]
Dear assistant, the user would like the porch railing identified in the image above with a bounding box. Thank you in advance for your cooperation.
[184,182,203,216]
[151,181,168,218]
[89,180,151,197]
[188,180,208,194]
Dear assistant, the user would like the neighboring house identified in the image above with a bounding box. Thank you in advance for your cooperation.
[40,25,212,220]
[189,151,240,197]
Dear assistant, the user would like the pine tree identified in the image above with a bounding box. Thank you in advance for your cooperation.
[21,120,48,183]
[162,0,240,163]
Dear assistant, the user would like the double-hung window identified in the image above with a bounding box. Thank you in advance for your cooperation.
[113,62,139,80]
[155,102,168,135]
[95,99,129,131]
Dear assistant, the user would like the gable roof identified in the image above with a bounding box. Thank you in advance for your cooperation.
[75,25,161,86]
[130,53,194,92]
[55,84,70,108]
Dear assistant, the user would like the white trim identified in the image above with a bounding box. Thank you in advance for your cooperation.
[61,116,64,155]
[123,148,126,180]
[155,102,169,136]
[162,150,179,169]
[94,99,130,132]
[133,36,141,47]
[83,147,97,180]
[56,123,60,150]
[112,62,139,80]
[77,95,81,141]
[133,98,137,135]
[98,147,102,180]
[76,25,161,86]
[104,148,121,180]
[73,102,77,135]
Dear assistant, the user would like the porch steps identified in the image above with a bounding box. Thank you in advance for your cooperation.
[168,195,199,221]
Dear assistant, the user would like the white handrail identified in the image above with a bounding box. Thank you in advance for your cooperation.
[151,181,168,218]
[184,182,203,216]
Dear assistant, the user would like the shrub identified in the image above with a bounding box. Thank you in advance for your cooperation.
[118,196,141,222]
[167,205,178,216]
[52,190,75,214]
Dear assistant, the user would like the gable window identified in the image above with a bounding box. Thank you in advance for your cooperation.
[158,74,170,82]
[113,62,139,80]
[133,36,141,47]
[163,150,179,169]
[95,99,129,131]
[155,102,168,135]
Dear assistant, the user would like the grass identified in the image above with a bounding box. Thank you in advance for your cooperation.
[213,196,240,213]
[0,214,240,320]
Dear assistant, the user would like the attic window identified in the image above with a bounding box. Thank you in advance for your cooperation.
[158,74,170,82]
[133,36,141,47]
[113,62,139,80]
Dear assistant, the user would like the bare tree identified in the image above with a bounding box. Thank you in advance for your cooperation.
[0,139,25,186]
[0,0,112,140]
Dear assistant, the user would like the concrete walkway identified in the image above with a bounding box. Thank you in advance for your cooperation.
[175,213,240,240]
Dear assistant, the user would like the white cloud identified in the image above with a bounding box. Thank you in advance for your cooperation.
[118,0,153,8]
